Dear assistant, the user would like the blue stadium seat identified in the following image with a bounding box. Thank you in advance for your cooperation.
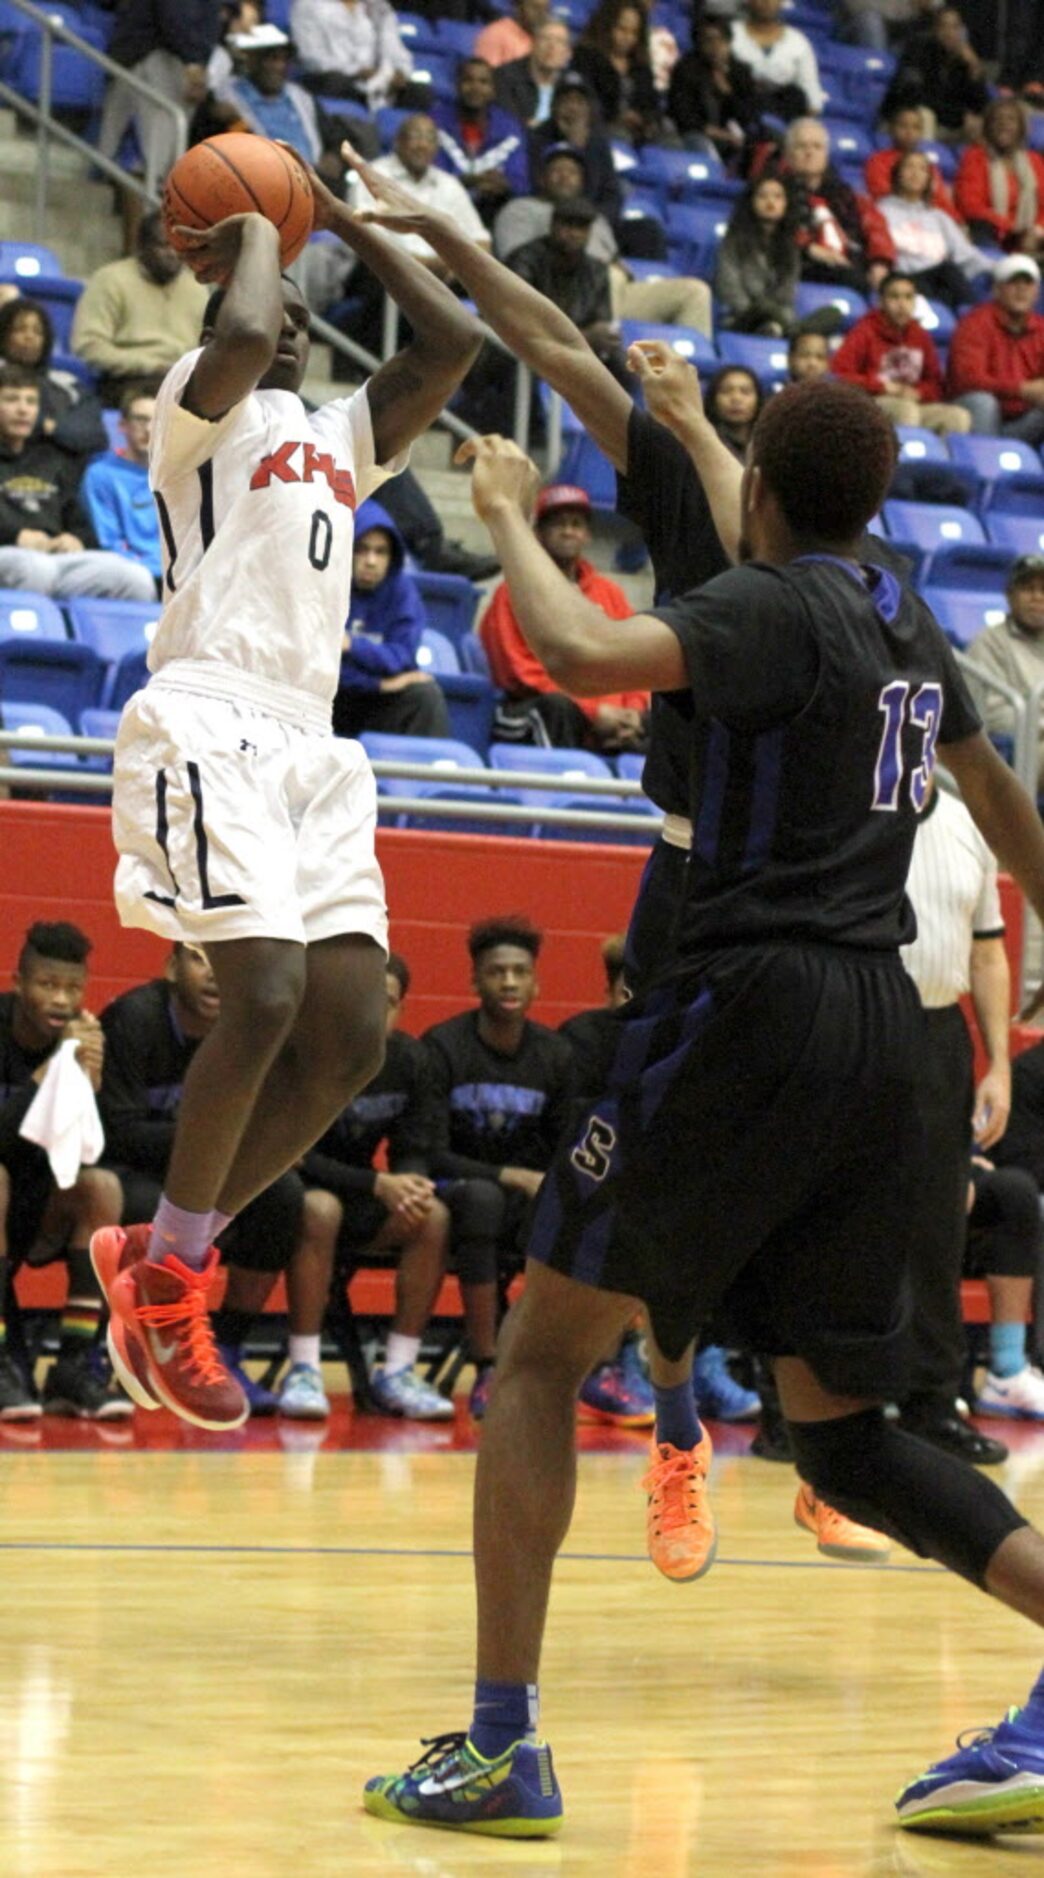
[895,425,950,463]
[948,435,1042,482]
[982,470,1044,517]
[620,187,667,226]
[489,743,615,786]
[822,120,876,165]
[984,513,1044,555]
[413,630,495,754]
[618,319,717,366]
[0,640,102,723]
[459,630,491,678]
[375,107,410,150]
[265,0,293,25]
[717,331,791,380]
[922,588,1008,648]
[436,18,479,55]
[0,239,64,280]
[633,145,723,196]
[416,626,459,674]
[921,541,1015,594]
[0,700,82,781]
[413,571,478,647]
[11,9,108,108]
[488,744,648,841]
[557,431,617,508]
[913,297,956,342]
[360,731,482,786]
[78,704,120,771]
[65,595,161,666]
[359,730,524,832]
[0,588,68,641]
[409,51,456,97]
[615,752,645,784]
[663,202,728,267]
[538,796,658,843]
[105,647,150,711]
[794,281,868,329]
[882,502,986,550]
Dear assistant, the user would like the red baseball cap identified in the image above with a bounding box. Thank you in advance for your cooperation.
[534,484,591,522]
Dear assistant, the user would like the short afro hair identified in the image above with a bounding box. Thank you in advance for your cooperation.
[468,915,542,964]
[750,378,897,544]
[17,920,92,974]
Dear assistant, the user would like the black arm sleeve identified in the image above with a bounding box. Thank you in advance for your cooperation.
[299,1148,378,1198]
[387,1043,434,1175]
[98,1007,175,1178]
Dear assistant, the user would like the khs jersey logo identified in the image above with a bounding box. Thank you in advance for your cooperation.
[249,441,356,509]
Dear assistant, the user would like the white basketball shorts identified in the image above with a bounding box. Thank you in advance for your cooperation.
[112,668,388,952]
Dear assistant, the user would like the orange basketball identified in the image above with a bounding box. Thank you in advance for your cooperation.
[163,133,314,268]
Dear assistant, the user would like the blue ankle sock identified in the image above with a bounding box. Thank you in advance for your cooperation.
[989,1322,1027,1380]
[654,1379,702,1450]
[1016,1667,1044,1734]
[147,1197,213,1270]
[468,1679,539,1758]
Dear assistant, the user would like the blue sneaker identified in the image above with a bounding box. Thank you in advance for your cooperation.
[217,1344,279,1418]
[469,1365,495,1421]
[692,1345,760,1423]
[578,1339,654,1427]
[363,1731,564,1838]
[896,1711,1044,1835]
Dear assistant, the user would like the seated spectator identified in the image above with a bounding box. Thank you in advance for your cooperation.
[878,150,989,309]
[423,916,575,1420]
[509,200,630,385]
[96,0,219,189]
[495,144,711,333]
[831,271,972,435]
[529,71,622,224]
[81,387,161,595]
[290,0,415,110]
[715,174,803,335]
[432,57,530,228]
[840,0,935,55]
[99,942,332,1417]
[788,326,831,380]
[71,212,208,407]
[476,0,550,71]
[0,921,125,1421]
[705,363,763,460]
[495,19,573,128]
[572,0,664,145]
[300,952,452,1421]
[965,1157,1044,1421]
[965,554,1044,787]
[946,254,1044,441]
[954,98,1044,259]
[0,298,107,468]
[776,117,893,294]
[198,22,362,172]
[667,16,759,164]
[864,103,958,214]
[333,498,450,741]
[881,4,988,142]
[480,482,649,751]
[0,367,155,600]
[729,0,823,123]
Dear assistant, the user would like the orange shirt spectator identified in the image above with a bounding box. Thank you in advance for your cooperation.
[475,0,549,69]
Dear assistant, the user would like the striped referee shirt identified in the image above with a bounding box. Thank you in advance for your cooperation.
[900,786,1004,1009]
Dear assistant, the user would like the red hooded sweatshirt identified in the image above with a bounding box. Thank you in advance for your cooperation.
[480,560,649,721]
[831,307,944,400]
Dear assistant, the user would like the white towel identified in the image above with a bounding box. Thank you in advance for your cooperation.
[19,1037,105,1190]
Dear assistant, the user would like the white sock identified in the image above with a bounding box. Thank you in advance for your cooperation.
[289,1334,321,1371]
[384,1332,420,1376]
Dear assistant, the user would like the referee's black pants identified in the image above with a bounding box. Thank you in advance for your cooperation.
[902,1002,975,1411]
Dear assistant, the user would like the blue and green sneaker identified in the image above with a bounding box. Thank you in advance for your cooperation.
[896,1710,1044,1834]
[363,1731,564,1838]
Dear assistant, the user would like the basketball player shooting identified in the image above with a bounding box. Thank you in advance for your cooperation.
[90,172,481,1432]
[363,372,1044,1843]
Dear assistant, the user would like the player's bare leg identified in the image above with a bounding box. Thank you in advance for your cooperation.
[280,1189,341,1419]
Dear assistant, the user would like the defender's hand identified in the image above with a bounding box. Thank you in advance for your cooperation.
[627,338,705,436]
[454,434,540,523]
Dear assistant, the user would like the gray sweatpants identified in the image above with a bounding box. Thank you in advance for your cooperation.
[0,549,156,601]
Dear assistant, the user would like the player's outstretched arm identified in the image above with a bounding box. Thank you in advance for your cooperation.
[946,732,1044,945]
[458,435,686,695]
[302,158,481,461]
[627,340,742,562]
[341,141,634,474]
[175,213,284,419]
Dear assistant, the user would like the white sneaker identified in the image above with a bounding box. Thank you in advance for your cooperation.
[278,1363,330,1420]
[978,1365,1044,1421]
[370,1365,454,1420]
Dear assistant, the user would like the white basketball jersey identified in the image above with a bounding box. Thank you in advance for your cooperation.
[147,348,405,706]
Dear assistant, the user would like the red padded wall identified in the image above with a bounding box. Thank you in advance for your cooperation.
[0,802,648,1029]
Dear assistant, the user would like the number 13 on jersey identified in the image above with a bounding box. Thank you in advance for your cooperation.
[872,680,943,813]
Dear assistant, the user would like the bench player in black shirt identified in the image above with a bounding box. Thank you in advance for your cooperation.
[364,374,1044,1843]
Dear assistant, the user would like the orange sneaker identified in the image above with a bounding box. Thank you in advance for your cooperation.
[109,1245,248,1431]
[794,1480,891,1562]
[91,1225,160,1412]
[641,1432,717,1583]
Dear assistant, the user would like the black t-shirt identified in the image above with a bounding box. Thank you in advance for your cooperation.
[0,991,54,1166]
[100,979,198,1178]
[301,1030,433,1201]
[655,555,981,955]
[558,1007,620,1106]
[423,1011,576,1178]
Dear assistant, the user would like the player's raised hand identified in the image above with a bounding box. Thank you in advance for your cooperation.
[172,211,275,283]
[454,435,540,523]
[627,338,705,436]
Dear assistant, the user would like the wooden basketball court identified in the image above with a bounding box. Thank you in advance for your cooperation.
[1,1399,1043,1878]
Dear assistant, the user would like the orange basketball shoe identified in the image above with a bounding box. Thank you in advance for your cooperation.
[641,1431,717,1583]
[91,1225,160,1411]
[97,1238,247,1430]
[794,1481,891,1562]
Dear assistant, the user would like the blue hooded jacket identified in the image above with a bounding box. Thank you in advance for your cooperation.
[340,499,427,694]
